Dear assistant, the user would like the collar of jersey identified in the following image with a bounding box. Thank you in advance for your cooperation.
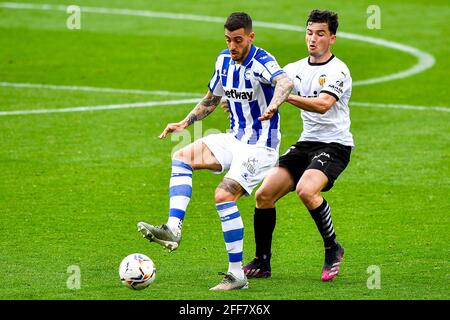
[307,54,335,66]
[230,45,257,67]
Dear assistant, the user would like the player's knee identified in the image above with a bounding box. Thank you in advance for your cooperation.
[172,149,184,161]
[256,187,276,208]
[296,184,316,206]
[214,188,234,204]
[172,149,191,166]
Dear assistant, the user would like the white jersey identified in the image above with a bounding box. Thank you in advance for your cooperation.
[284,55,354,147]
[208,45,284,150]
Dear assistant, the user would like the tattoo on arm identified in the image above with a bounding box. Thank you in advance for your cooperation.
[269,73,294,109]
[185,113,198,126]
[217,178,245,197]
[184,94,221,126]
[201,95,222,107]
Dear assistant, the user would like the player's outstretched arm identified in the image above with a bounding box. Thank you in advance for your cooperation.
[287,92,336,114]
[159,91,222,139]
[258,73,293,121]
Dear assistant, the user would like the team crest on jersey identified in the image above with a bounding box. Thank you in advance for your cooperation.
[244,68,252,80]
[318,74,327,86]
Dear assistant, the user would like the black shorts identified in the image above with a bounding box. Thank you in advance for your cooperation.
[278,141,352,192]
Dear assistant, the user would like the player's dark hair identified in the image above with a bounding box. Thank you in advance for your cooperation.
[224,12,253,32]
[307,9,338,35]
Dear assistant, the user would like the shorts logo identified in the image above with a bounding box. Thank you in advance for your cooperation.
[242,157,258,175]
[312,152,331,162]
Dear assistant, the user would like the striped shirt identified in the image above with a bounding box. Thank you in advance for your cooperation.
[208,45,284,150]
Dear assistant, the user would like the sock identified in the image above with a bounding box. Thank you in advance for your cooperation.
[166,159,193,235]
[216,201,244,279]
[308,198,337,247]
[254,207,276,259]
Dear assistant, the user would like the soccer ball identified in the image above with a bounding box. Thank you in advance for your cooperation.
[119,253,156,290]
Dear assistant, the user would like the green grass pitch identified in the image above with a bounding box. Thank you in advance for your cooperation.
[0,0,449,300]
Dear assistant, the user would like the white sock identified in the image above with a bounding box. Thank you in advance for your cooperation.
[167,217,182,236]
[228,262,245,280]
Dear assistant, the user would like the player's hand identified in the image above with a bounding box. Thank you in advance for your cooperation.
[159,122,187,139]
[220,98,231,119]
[220,98,229,113]
[258,105,278,121]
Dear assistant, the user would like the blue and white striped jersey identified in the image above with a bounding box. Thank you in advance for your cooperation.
[208,45,284,150]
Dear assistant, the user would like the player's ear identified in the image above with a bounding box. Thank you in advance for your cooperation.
[330,34,336,44]
[248,31,255,42]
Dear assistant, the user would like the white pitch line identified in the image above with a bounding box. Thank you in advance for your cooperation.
[0,82,202,98]
[0,98,199,116]
[0,95,447,116]
[338,32,435,86]
[0,82,448,114]
[350,102,449,113]
[0,2,435,87]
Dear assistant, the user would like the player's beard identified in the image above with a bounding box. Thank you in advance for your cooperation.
[233,45,249,63]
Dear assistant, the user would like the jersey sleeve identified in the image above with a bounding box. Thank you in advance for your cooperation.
[320,68,352,101]
[283,62,300,94]
[207,56,224,96]
[255,52,285,84]
[282,62,295,80]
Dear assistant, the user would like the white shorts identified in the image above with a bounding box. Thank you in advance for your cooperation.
[200,133,278,195]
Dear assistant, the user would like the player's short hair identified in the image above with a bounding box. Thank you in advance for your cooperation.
[307,9,339,35]
[224,12,253,32]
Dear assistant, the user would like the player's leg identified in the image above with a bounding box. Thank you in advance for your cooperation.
[138,140,222,251]
[256,167,295,208]
[297,143,351,281]
[244,142,307,278]
[210,177,248,290]
[297,169,336,247]
[164,140,221,235]
[211,144,278,290]
[296,169,344,281]
[296,168,328,210]
[244,167,294,278]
